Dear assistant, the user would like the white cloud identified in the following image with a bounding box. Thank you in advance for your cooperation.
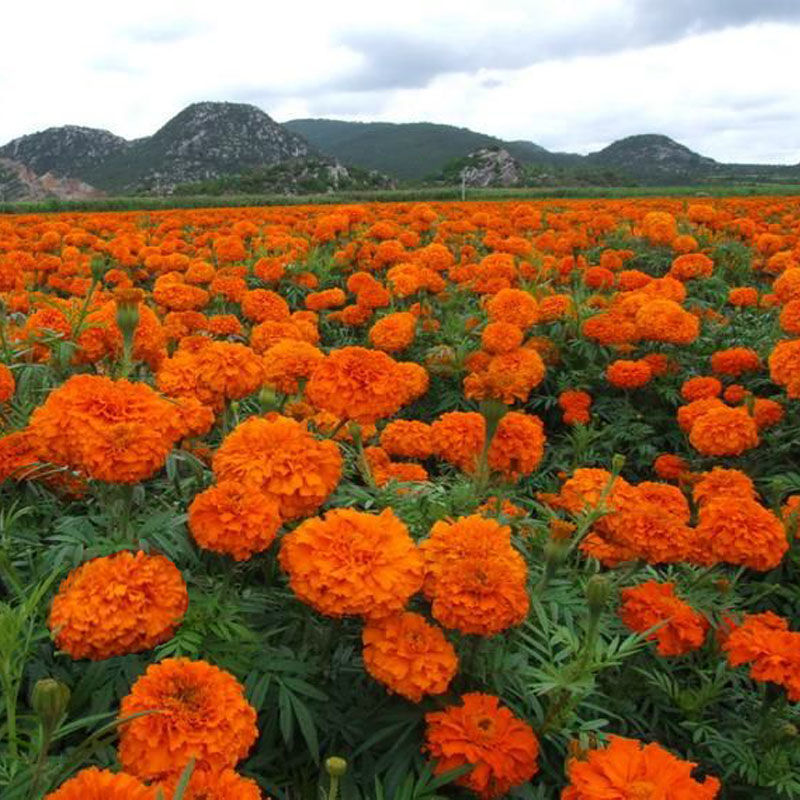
[1,1,798,164]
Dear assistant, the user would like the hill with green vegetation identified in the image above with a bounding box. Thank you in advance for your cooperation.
[283,119,576,179]
[172,157,393,196]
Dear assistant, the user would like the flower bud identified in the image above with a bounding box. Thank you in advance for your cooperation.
[611,453,626,474]
[90,255,107,283]
[325,756,348,777]
[585,575,612,614]
[32,678,70,729]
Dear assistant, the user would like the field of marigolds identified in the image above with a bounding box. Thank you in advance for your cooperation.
[1,197,800,799]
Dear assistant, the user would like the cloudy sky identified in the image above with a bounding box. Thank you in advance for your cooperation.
[2,0,798,163]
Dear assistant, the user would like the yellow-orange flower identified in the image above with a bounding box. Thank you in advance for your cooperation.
[212,415,342,520]
[45,767,154,800]
[279,507,424,618]
[362,611,457,702]
[118,658,257,782]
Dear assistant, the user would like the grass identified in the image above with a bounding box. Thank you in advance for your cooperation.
[3,183,800,214]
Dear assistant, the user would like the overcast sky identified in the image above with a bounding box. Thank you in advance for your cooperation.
[2,0,798,163]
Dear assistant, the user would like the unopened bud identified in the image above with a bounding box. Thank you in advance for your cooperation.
[32,678,70,729]
[90,256,107,283]
[325,756,348,778]
[585,575,612,614]
[780,722,798,738]
[611,453,626,474]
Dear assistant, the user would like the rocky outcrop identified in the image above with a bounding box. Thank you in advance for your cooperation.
[460,148,523,187]
[0,158,102,201]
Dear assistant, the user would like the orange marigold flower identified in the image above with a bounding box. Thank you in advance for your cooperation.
[676,397,726,433]
[752,397,784,429]
[154,766,261,800]
[653,453,690,482]
[49,551,187,661]
[188,481,281,561]
[212,415,341,520]
[362,611,457,702]
[668,253,714,281]
[582,312,639,345]
[605,359,652,389]
[487,411,546,480]
[485,288,539,329]
[463,347,546,404]
[562,735,720,799]
[380,419,433,459]
[681,376,722,401]
[368,311,417,352]
[279,507,423,618]
[620,581,708,656]
[430,411,485,473]
[305,287,346,311]
[710,346,760,376]
[306,346,408,423]
[157,341,265,411]
[262,339,325,394]
[27,375,182,484]
[688,406,759,457]
[538,293,573,321]
[692,467,756,507]
[250,319,315,353]
[769,338,800,397]
[481,321,523,354]
[696,498,788,571]
[0,364,14,402]
[722,612,800,701]
[424,692,540,799]
[558,389,592,425]
[118,657,257,782]
[420,514,529,635]
[45,767,154,800]
[728,286,759,307]
[635,299,700,344]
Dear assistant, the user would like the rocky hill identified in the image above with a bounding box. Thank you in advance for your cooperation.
[84,102,313,193]
[0,157,103,201]
[1,102,315,195]
[172,156,394,196]
[586,134,718,182]
[0,126,129,179]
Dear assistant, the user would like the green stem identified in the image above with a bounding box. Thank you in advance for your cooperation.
[29,724,53,799]
[328,775,340,800]
[2,670,18,760]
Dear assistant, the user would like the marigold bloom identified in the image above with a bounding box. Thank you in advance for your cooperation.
[653,453,690,482]
[769,338,800,397]
[606,359,652,389]
[635,299,700,344]
[723,612,800,700]
[620,581,708,656]
[362,611,457,702]
[464,347,546,404]
[751,397,784,429]
[485,287,539,328]
[681,376,722,401]
[0,364,16,402]
[481,321,523,354]
[487,411,546,480]
[279,507,423,618]
[668,253,714,281]
[305,287,346,310]
[188,481,282,561]
[562,735,720,799]
[49,551,187,660]
[692,467,756,506]
[368,311,417,352]
[241,288,290,322]
[710,347,760,376]
[420,515,529,635]
[155,767,261,799]
[45,767,154,800]
[118,658,258,782]
[696,498,788,570]
[262,339,324,394]
[430,411,485,473]
[676,397,726,433]
[379,419,433,459]
[213,415,342,520]
[306,346,408,423]
[27,375,182,484]
[728,286,759,307]
[558,389,592,425]
[424,693,540,799]
[688,406,759,457]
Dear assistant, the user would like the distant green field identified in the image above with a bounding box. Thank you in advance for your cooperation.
[2,183,800,214]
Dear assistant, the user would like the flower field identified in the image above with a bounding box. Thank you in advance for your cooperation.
[1,196,799,799]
